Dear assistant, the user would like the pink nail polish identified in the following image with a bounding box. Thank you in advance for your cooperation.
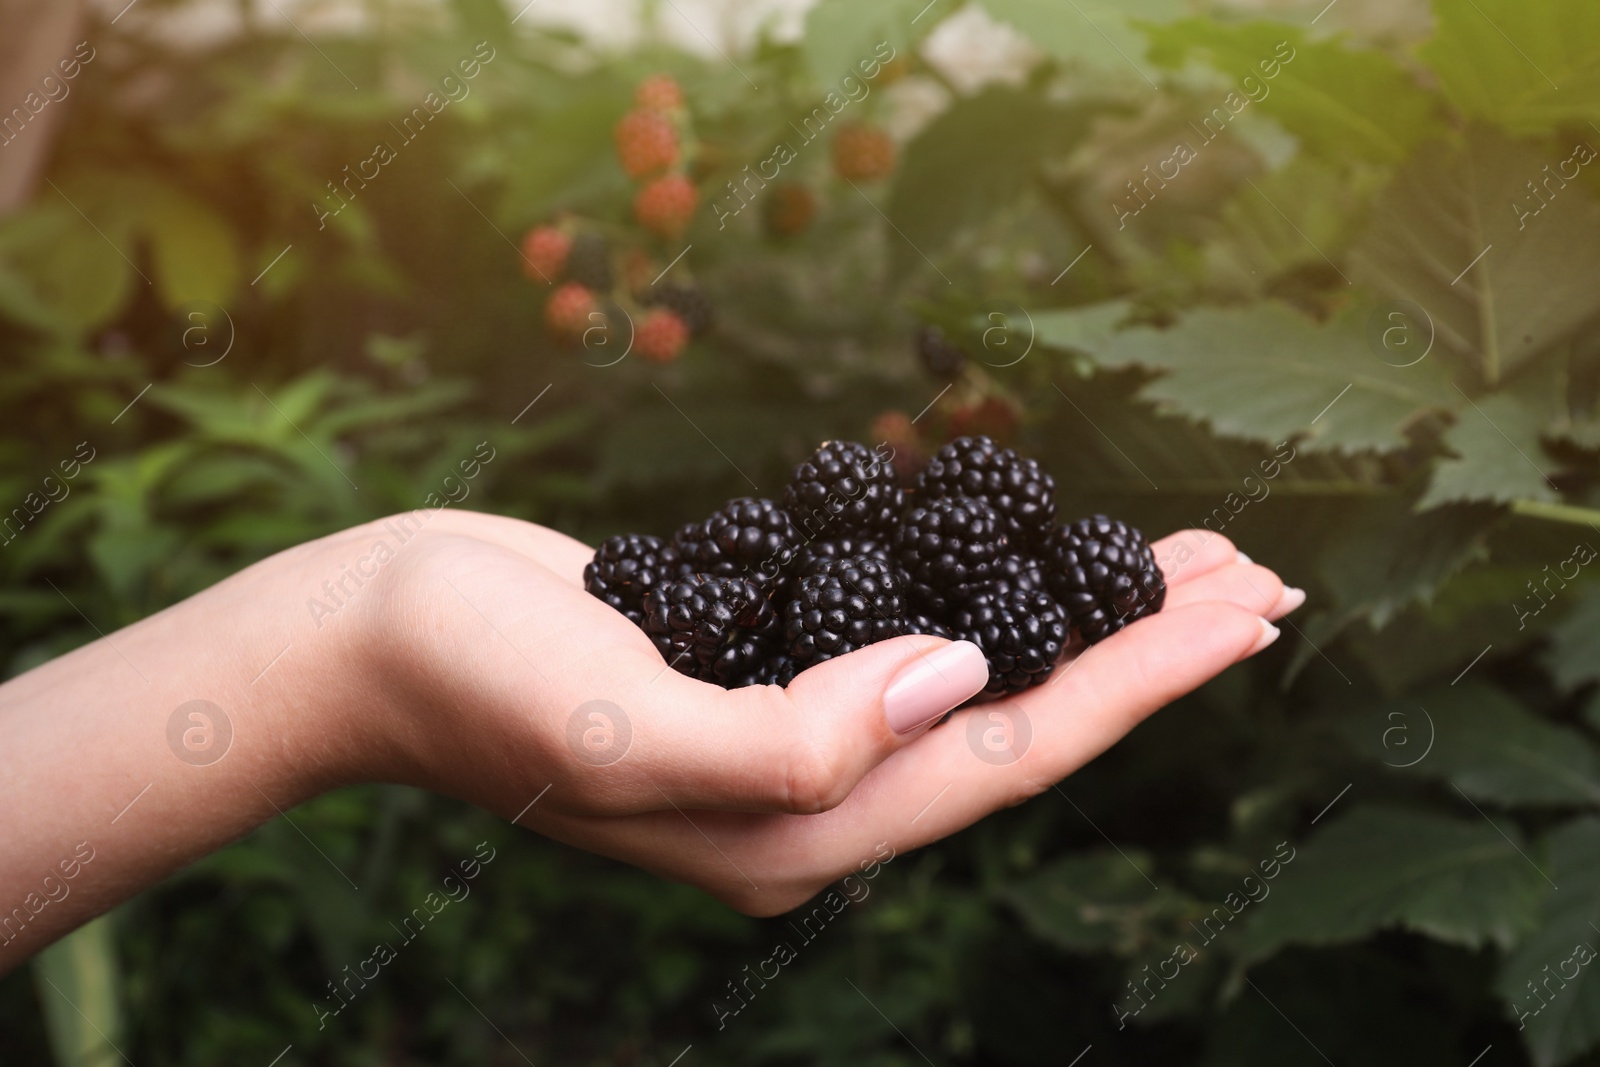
[884,641,990,734]
[1248,618,1281,656]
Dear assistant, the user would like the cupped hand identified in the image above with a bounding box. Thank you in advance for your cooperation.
[357,510,1300,915]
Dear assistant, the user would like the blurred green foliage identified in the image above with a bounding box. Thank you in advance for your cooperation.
[4,0,1600,1063]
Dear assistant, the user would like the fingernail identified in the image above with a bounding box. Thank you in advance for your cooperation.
[884,641,990,734]
[1237,551,1253,565]
[1247,618,1281,656]
[1274,587,1306,616]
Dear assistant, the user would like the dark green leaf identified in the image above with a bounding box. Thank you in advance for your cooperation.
[1238,805,1549,966]
[1078,300,1456,454]
[1350,127,1600,385]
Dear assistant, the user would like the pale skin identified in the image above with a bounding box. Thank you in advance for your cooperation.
[0,509,1300,975]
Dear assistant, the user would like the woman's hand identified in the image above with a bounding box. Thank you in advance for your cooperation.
[0,506,1298,971]
[357,510,1300,916]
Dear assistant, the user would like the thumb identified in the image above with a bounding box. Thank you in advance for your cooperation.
[689,635,991,815]
[606,635,989,816]
[785,634,992,737]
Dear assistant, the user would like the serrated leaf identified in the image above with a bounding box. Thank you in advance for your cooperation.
[1421,0,1600,136]
[1319,492,1498,627]
[985,0,1185,81]
[1421,383,1562,509]
[1350,127,1600,385]
[1079,300,1455,454]
[1496,818,1600,1067]
[1237,805,1549,967]
[1547,587,1600,692]
[802,0,920,85]
[1336,683,1600,808]
[998,851,1194,955]
[1143,21,1436,165]
[885,89,1101,278]
[1028,300,1134,355]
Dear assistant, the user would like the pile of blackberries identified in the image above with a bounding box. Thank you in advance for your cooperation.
[584,436,1166,696]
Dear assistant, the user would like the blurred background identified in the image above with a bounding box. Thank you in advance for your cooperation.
[3,0,1600,1063]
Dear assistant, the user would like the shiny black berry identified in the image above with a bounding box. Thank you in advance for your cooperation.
[584,533,678,624]
[916,435,1057,546]
[642,574,778,682]
[567,232,613,290]
[784,557,908,668]
[1042,515,1166,644]
[672,497,800,588]
[987,552,1046,597]
[952,588,1069,694]
[791,535,893,577]
[647,281,713,336]
[915,325,967,378]
[903,611,954,640]
[893,495,1006,614]
[783,440,905,537]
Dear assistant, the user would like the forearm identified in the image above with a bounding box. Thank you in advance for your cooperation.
[0,528,382,973]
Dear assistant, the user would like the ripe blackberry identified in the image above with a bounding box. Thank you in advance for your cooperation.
[791,535,892,577]
[951,588,1069,695]
[1042,515,1166,644]
[783,557,908,667]
[642,574,777,682]
[566,232,613,291]
[892,495,1006,614]
[915,325,967,377]
[646,281,713,336]
[904,611,954,640]
[988,552,1046,597]
[916,435,1057,547]
[672,497,800,588]
[783,440,905,537]
[584,533,678,624]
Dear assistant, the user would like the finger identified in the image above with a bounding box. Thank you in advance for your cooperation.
[1149,529,1240,588]
[523,602,1280,914]
[543,632,990,818]
[1163,562,1288,617]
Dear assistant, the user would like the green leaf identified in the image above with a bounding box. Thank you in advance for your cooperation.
[985,0,1184,81]
[1238,805,1549,966]
[802,0,920,85]
[1336,683,1600,808]
[1350,127,1600,385]
[141,188,241,311]
[1421,0,1600,135]
[1421,377,1562,509]
[1318,492,1497,627]
[0,203,134,335]
[32,915,125,1067]
[1547,587,1600,692]
[1078,300,1455,454]
[1496,818,1600,1067]
[1028,299,1135,356]
[998,851,1194,955]
[1143,21,1437,164]
[884,89,1101,278]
